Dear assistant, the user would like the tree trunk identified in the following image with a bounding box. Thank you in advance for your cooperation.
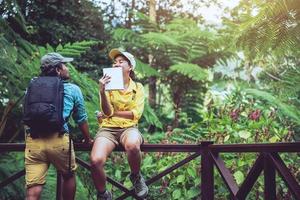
[148,0,157,108]
[172,89,182,128]
[126,0,135,28]
[147,0,157,133]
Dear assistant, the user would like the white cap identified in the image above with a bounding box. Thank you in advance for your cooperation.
[109,49,136,70]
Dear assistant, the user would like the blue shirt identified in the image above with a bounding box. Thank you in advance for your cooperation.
[63,82,88,133]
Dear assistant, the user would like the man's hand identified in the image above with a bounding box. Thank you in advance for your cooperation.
[82,138,94,145]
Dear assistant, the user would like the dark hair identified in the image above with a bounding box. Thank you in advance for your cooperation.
[115,54,135,80]
[40,63,63,76]
[129,70,135,80]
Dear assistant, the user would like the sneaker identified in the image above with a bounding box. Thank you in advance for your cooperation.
[97,190,112,200]
[130,172,149,198]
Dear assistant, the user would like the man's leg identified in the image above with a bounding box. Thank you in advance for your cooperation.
[61,173,76,200]
[47,134,77,200]
[25,136,48,200]
[90,137,115,192]
[26,185,43,200]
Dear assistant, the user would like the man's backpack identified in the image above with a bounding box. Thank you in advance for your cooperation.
[23,76,65,138]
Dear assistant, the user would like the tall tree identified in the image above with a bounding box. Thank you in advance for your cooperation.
[148,0,157,108]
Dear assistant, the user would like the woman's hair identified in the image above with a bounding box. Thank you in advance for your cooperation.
[40,63,63,76]
[129,70,135,80]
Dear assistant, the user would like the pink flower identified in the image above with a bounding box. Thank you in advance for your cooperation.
[249,109,261,121]
[230,109,240,121]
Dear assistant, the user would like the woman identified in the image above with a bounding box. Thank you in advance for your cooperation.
[90,49,148,200]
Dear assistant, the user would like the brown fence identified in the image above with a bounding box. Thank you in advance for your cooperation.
[1,141,300,200]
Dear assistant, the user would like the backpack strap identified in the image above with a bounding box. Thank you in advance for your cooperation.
[132,82,138,100]
[68,134,72,173]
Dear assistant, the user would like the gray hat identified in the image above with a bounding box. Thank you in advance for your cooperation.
[41,52,73,67]
[109,49,136,70]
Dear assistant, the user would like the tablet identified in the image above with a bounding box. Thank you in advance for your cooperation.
[103,67,124,90]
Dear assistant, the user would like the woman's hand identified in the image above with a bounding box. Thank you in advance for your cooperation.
[95,111,108,123]
[99,74,111,94]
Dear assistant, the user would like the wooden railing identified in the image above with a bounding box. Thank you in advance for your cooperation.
[1,141,300,200]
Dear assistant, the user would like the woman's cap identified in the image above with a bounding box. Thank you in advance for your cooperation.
[109,49,136,70]
[41,52,73,67]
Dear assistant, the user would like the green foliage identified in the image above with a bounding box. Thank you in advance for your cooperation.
[134,12,158,32]
[142,101,163,129]
[135,59,160,78]
[0,153,25,199]
[245,89,300,125]
[228,0,300,57]
[169,63,208,81]
[112,28,142,44]
[57,41,99,57]
[142,32,179,47]
[25,0,105,46]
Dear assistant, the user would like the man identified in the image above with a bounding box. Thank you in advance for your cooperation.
[25,52,93,200]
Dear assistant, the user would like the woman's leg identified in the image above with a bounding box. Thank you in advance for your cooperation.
[90,137,115,192]
[120,128,148,198]
[120,129,143,174]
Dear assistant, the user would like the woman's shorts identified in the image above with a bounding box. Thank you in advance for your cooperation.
[94,127,143,146]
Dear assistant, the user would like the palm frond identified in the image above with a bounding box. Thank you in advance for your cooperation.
[112,28,141,43]
[135,59,159,78]
[142,32,179,47]
[169,63,208,81]
[236,0,300,55]
[133,12,158,32]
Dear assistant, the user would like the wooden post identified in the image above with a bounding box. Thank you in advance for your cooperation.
[201,141,214,200]
[264,153,276,200]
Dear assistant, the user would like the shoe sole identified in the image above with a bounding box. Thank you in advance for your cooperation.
[136,188,149,199]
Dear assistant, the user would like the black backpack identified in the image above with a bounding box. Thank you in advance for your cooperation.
[23,76,65,138]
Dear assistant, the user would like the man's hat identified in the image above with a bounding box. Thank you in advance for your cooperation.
[41,52,73,67]
[109,49,136,70]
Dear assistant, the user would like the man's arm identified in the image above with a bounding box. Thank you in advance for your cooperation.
[71,84,93,144]
[78,121,93,144]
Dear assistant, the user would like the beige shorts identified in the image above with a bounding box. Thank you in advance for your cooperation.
[25,133,76,188]
[94,127,143,146]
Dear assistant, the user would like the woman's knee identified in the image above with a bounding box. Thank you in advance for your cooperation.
[124,141,141,153]
[90,155,107,168]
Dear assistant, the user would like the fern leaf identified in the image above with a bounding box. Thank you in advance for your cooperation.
[143,101,163,129]
[135,59,159,78]
[142,32,179,47]
[169,63,208,81]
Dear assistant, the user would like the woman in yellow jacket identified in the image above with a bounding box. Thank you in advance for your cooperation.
[90,49,148,200]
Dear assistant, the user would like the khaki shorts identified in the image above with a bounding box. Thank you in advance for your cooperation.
[25,133,76,188]
[95,127,143,146]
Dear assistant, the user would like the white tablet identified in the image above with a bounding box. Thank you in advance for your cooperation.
[103,67,124,90]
